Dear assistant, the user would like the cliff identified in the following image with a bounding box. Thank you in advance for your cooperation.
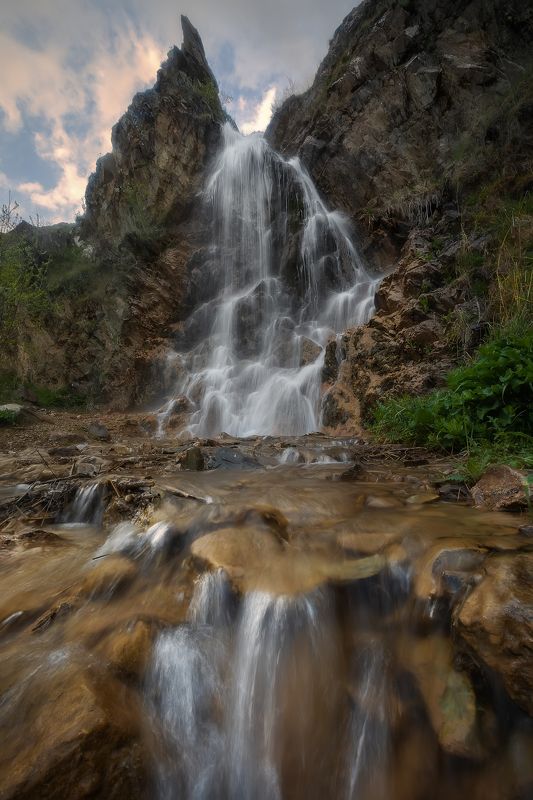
[267,0,533,430]
[0,17,224,409]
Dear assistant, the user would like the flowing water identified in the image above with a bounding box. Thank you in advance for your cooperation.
[159,123,378,437]
[1,443,531,800]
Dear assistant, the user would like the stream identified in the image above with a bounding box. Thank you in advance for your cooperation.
[0,433,531,799]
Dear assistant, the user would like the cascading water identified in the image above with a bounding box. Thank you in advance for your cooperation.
[58,483,106,527]
[159,123,378,437]
[147,574,342,800]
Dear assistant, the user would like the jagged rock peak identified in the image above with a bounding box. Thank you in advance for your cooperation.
[180,15,218,89]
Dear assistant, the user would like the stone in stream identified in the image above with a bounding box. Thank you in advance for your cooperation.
[455,553,533,716]
[179,445,205,471]
[471,465,530,511]
[206,446,259,470]
[0,670,147,799]
[413,540,488,602]
[78,556,138,600]
[96,619,155,682]
[191,525,387,595]
[397,634,480,758]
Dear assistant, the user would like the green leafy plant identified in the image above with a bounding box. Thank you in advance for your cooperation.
[371,324,533,456]
[0,236,52,342]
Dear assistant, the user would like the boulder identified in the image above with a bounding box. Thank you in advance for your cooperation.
[471,465,529,511]
[455,553,533,716]
[0,670,146,799]
[0,404,42,426]
[414,540,487,601]
[97,619,155,681]
[87,421,111,442]
[398,634,480,758]
[299,337,322,366]
[179,445,205,471]
[79,556,138,599]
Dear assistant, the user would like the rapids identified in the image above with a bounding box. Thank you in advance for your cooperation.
[159,124,378,437]
[0,433,531,799]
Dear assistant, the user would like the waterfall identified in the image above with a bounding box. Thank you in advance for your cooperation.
[59,483,106,527]
[160,123,377,437]
[147,576,341,800]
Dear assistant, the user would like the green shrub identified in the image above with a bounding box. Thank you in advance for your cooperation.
[372,323,533,452]
[30,384,87,409]
[0,408,17,425]
[0,236,52,340]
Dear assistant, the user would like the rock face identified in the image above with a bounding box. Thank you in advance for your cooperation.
[1,17,225,408]
[0,670,146,799]
[267,0,533,429]
[455,553,533,716]
[471,465,529,511]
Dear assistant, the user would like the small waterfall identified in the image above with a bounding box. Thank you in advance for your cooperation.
[147,577,341,800]
[59,483,106,527]
[226,589,339,800]
[160,123,378,437]
[147,572,232,800]
[343,641,391,800]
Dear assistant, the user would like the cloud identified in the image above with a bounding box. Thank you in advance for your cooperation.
[240,86,278,135]
[0,6,164,221]
[0,0,359,221]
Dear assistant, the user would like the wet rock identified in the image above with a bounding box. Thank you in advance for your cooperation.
[299,337,322,366]
[0,671,146,799]
[327,554,387,584]
[48,445,86,458]
[437,482,469,502]
[455,553,533,716]
[405,493,439,505]
[87,421,111,442]
[18,529,67,548]
[414,541,487,602]
[97,619,155,681]
[337,532,397,555]
[321,391,349,429]
[179,445,205,471]
[206,447,258,470]
[471,466,529,511]
[191,526,282,582]
[32,601,77,633]
[365,495,403,509]
[73,461,99,478]
[398,634,480,758]
[79,556,138,599]
[518,524,533,537]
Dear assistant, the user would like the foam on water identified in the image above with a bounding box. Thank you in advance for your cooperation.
[159,123,378,437]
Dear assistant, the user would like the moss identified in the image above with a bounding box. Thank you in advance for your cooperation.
[29,384,87,409]
[195,78,222,118]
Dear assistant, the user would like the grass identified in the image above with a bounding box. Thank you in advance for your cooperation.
[371,321,533,482]
[29,385,87,409]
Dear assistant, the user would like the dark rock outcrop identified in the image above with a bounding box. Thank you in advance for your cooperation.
[1,17,225,409]
[268,0,533,430]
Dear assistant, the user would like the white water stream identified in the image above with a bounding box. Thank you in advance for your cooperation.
[159,123,377,437]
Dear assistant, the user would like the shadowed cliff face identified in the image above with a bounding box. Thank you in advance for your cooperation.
[267,0,533,431]
[267,0,533,249]
[1,17,226,410]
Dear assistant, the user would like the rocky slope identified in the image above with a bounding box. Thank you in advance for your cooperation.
[1,17,225,409]
[267,0,533,430]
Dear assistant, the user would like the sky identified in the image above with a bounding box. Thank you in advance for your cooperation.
[0,0,358,223]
